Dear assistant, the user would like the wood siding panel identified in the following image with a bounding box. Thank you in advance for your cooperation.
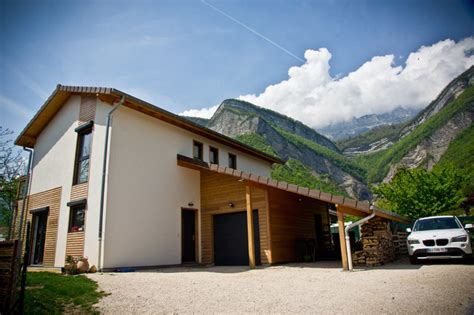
[67,181,89,259]
[268,188,330,264]
[79,95,96,124]
[65,232,85,258]
[70,183,88,201]
[200,171,270,264]
[14,187,62,267]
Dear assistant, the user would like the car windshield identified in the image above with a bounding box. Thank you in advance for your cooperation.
[413,217,461,231]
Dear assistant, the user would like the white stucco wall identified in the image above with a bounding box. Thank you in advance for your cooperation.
[102,104,273,268]
[82,100,109,267]
[29,96,80,267]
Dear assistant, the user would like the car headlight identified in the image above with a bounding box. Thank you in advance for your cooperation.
[407,239,420,244]
[451,235,467,242]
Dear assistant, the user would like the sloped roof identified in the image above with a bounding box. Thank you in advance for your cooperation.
[15,85,282,164]
[177,154,411,223]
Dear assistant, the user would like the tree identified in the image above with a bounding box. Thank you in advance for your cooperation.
[373,166,468,220]
[0,127,25,239]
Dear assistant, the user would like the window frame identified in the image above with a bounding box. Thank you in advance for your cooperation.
[228,153,237,169]
[209,146,219,164]
[193,140,203,160]
[73,124,93,185]
[68,204,85,233]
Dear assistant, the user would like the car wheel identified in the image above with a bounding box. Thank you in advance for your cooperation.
[409,256,418,264]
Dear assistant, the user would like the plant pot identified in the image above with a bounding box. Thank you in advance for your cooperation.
[77,258,89,273]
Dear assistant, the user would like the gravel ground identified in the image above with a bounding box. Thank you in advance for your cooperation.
[88,259,474,314]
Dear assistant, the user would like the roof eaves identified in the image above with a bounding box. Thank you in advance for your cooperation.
[109,88,283,164]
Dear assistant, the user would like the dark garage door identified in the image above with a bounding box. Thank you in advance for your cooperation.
[214,210,261,266]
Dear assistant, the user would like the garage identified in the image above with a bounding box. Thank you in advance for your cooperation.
[213,210,261,265]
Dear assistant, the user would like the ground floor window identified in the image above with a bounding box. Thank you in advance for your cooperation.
[69,206,85,232]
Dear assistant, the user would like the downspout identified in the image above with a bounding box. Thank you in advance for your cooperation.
[344,204,376,271]
[98,95,125,271]
[17,147,34,241]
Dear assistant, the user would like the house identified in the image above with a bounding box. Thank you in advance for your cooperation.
[12,85,409,271]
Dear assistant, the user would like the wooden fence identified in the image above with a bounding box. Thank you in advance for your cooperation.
[0,240,22,313]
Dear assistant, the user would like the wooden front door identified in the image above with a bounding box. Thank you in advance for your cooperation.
[31,212,48,265]
[182,209,196,263]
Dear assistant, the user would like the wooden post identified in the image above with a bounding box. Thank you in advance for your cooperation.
[246,185,256,268]
[264,189,272,264]
[337,208,349,271]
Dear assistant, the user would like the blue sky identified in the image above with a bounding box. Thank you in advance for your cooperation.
[1,0,473,133]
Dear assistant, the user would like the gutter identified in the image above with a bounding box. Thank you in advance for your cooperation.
[98,96,125,271]
[344,204,376,271]
[17,147,34,241]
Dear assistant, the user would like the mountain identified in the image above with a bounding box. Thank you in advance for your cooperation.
[207,99,338,151]
[195,99,370,200]
[353,66,474,183]
[181,66,474,202]
[317,107,419,141]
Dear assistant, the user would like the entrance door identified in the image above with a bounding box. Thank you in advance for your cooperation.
[31,212,48,265]
[213,210,261,266]
[182,209,196,263]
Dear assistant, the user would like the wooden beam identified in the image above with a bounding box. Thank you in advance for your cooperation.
[337,209,349,271]
[336,204,370,217]
[246,185,256,268]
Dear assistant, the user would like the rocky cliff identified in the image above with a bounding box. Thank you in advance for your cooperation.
[203,99,370,199]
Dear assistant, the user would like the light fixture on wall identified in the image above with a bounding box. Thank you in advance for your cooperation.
[228,202,234,208]
[188,202,194,207]
[298,198,302,203]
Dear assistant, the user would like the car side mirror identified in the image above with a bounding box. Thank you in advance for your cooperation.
[406,228,412,233]
[465,223,473,230]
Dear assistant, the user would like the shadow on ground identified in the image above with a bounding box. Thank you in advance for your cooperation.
[108,256,473,275]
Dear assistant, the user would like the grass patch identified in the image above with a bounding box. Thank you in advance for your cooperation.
[436,123,474,181]
[357,87,474,183]
[337,123,403,151]
[273,126,367,181]
[24,272,106,314]
[272,159,348,196]
[235,133,279,157]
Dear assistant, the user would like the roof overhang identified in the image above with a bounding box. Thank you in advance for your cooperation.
[15,85,283,165]
[177,154,411,223]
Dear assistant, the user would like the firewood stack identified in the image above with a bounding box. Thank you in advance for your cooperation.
[393,231,409,256]
[352,217,395,266]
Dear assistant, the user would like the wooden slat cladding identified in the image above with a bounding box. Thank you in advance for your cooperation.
[65,232,85,258]
[66,183,88,258]
[200,171,270,265]
[79,95,96,124]
[70,182,88,200]
[19,187,62,267]
[268,188,329,264]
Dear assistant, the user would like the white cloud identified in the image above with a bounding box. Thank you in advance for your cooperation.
[181,37,474,128]
[180,104,219,119]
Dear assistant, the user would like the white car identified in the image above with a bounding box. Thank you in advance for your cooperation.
[407,215,473,264]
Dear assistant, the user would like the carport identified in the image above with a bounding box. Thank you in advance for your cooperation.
[177,154,410,270]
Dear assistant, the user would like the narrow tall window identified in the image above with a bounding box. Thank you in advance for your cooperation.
[228,153,237,169]
[209,146,219,164]
[193,141,203,160]
[69,205,85,232]
[74,123,92,184]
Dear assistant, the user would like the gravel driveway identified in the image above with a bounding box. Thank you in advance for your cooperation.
[88,259,474,314]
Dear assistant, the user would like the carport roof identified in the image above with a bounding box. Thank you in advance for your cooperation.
[177,154,411,223]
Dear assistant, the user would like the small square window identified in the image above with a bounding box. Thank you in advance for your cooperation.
[69,206,85,232]
[209,147,219,164]
[193,141,203,160]
[228,153,237,169]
